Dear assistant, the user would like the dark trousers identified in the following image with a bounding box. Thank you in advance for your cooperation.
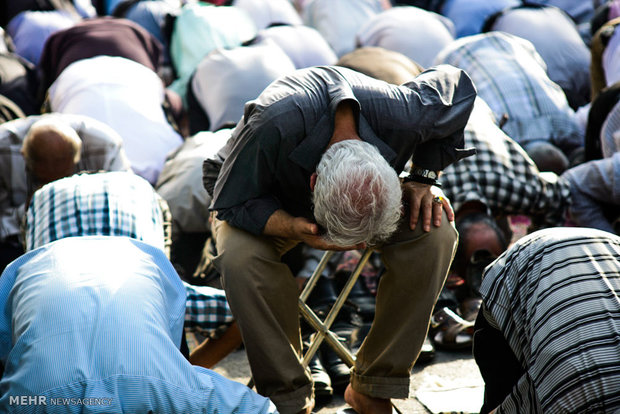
[472,305,525,414]
[0,238,24,275]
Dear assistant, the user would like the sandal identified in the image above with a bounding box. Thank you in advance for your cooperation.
[429,307,474,350]
[459,297,482,322]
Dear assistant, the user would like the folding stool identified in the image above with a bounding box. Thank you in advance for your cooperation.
[298,248,402,414]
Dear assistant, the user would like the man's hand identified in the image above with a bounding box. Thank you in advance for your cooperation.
[402,181,454,232]
[264,209,365,251]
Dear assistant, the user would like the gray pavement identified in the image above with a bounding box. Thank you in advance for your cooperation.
[212,346,484,414]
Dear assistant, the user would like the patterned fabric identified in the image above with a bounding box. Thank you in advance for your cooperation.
[184,283,234,338]
[561,152,620,234]
[26,171,166,252]
[0,237,275,413]
[434,32,583,154]
[0,113,131,241]
[26,171,234,337]
[480,227,620,413]
[600,99,620,157]
[439,98,572,227]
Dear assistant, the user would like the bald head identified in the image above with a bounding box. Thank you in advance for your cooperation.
[522,141,569,175]
[452,212,508,279]
[21,118,82,186]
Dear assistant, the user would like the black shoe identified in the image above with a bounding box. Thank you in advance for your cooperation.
[319,338,351,394]
[306,275,338,310]
[334,271,376,323]
[307,349,333,406]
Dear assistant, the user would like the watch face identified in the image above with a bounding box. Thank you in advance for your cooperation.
[415,168,437,179]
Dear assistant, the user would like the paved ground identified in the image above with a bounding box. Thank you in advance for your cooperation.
[211,345,484,414]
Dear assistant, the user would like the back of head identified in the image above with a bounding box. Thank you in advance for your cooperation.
[452,212,508,282]
[22,117,82,185]
[522,141,569,175]
[313,140,401,246]
[336,46,423,85]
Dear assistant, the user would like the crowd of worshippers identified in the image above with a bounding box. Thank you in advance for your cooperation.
[1,0,620,413]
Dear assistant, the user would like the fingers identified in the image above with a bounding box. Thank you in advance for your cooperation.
[405,182,453,232]
[432,196,444,228]
[405,183,431,231]
[442,196,455,223]
[305,222,319,235]
[307,235,366,251]
[408,194,421,230]
[421,196,434,232]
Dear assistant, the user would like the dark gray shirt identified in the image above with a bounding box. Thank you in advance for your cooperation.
[204,65,477,235]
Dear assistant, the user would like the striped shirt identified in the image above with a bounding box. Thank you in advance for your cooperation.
[434,32,583,154]
[26,171,166,252]
[480,227,620,413]
[600,99,620,158]
[0,237,276,413]
[26,171,234,337]
[439,98,572,227]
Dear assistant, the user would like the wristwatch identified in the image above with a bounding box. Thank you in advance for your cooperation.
[411,167,439,180]
[403,167,442,187]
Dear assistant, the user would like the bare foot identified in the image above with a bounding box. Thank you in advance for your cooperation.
[344,384,392,414]
[295,402,314,414]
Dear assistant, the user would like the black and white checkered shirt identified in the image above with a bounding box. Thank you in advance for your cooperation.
[440,98,571,227]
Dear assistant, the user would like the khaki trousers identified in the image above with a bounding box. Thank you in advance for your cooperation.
[212,212,458,414]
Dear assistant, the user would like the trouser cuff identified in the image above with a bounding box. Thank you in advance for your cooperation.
[267,383,314,414]
[350,368,410,399]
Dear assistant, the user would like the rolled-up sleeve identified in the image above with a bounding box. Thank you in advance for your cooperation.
[402,65,477,171]
[207,106,290,235]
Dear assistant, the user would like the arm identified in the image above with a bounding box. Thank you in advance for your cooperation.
[399,64,477,172]
[562,154,620,233]
[263,209,364,251]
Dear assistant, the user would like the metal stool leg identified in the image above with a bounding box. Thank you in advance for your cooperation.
[299,248,372,368]
[299,248,403,414]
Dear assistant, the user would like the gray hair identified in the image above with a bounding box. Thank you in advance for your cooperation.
[22,117,82,167]
[313,140,402,246]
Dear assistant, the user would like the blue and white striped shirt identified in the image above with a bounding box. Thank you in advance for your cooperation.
[26,171,234,343]
[434,32,583,154]
[0,237,276,413]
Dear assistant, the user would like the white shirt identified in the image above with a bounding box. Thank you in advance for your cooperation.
[190,41,296,131]
[356,6,455,69]
[156,129,232,233]
[232,0,302,31]
[48,56,183,185]
[253,24,337,69]
[301,0,384,57]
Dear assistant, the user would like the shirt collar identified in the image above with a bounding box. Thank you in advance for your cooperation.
[288,112,397,172]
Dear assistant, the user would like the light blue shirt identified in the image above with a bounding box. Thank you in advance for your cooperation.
[169,3,257,102]
[7,10,76,65]
[562,152,620,234]
[440,0,519,38]
[0,237,277,413]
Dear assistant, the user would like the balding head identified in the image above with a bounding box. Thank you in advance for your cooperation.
[522,141,569,175]
[21,118,82,187]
